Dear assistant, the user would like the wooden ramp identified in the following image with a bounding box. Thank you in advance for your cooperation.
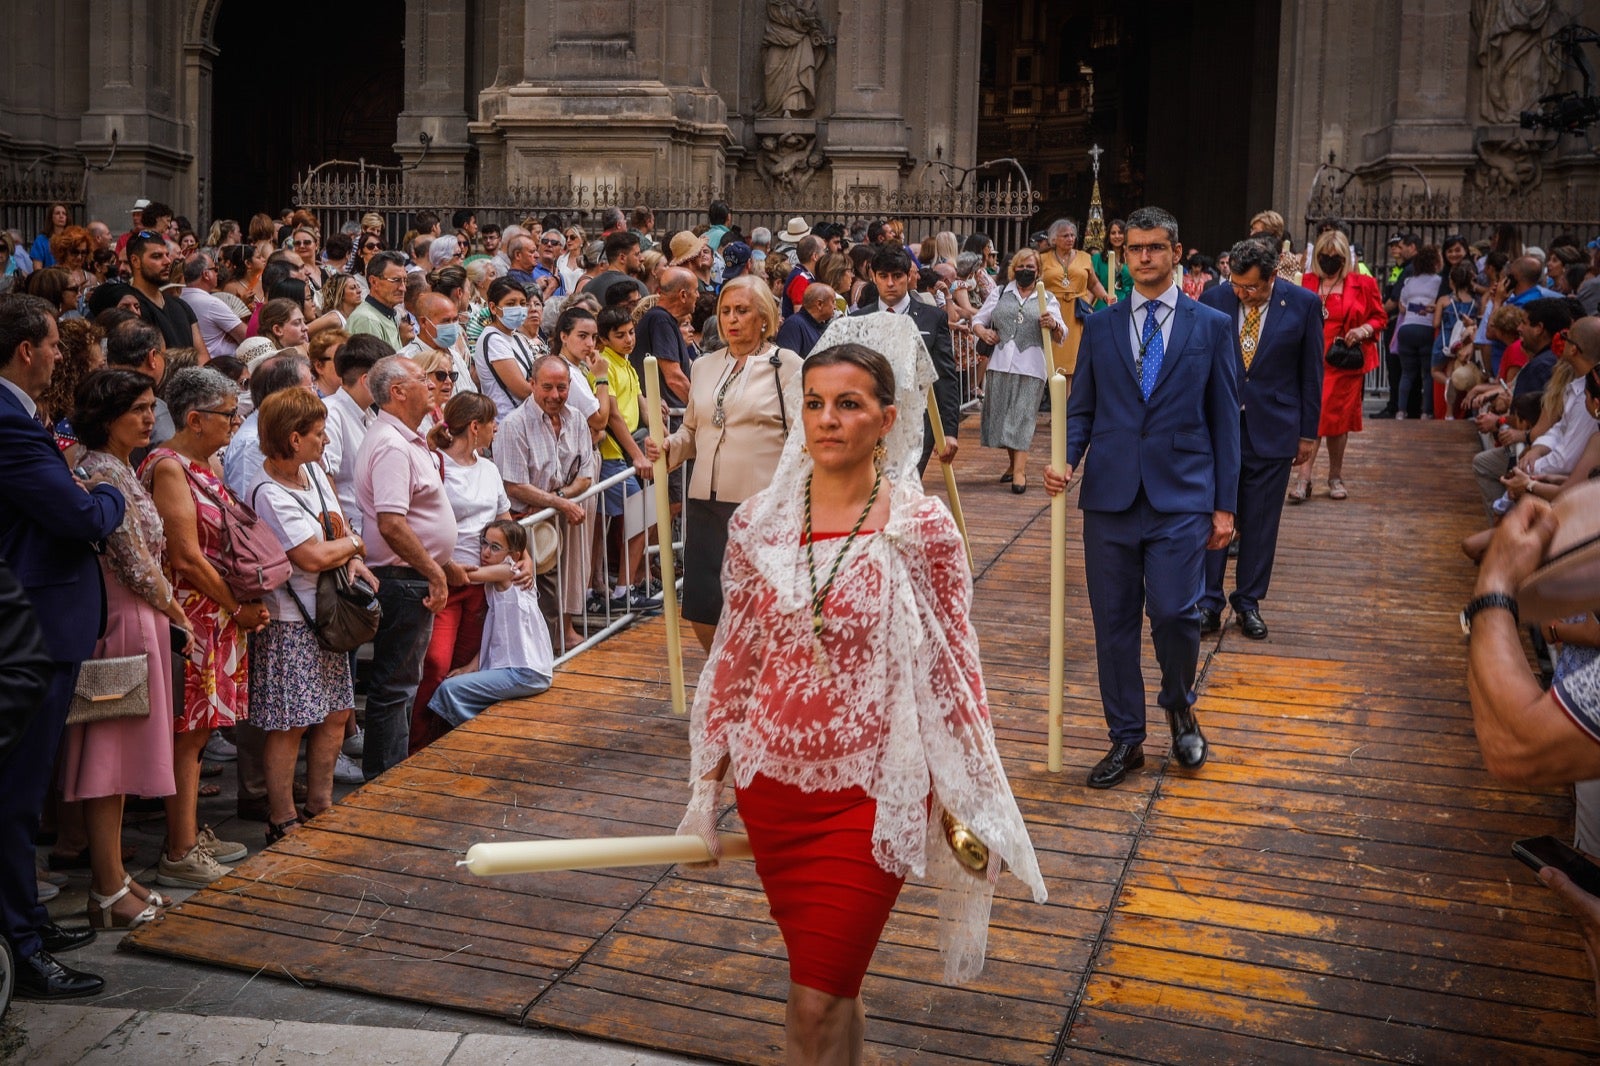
[126,421,1600,1063]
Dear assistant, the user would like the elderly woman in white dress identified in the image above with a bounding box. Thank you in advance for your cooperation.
[970,248,1066,493]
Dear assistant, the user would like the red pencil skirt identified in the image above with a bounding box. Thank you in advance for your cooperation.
[735,774,907,998]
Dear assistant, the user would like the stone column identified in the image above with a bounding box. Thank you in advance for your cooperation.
[472,0,730,190]
[826,0,911,192]
[79,0,194,223]
[396,0,474,182]
[1358,0,1477,191]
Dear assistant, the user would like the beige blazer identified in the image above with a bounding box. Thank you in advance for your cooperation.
[665,345,802,503]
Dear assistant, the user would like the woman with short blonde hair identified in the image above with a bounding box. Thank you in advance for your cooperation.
[1291,229,1387,502]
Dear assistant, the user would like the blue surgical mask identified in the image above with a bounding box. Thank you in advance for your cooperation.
[501,306,528,330]
[433,321,460,348]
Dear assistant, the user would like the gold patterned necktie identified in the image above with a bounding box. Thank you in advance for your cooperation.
[1240,304,1262,370]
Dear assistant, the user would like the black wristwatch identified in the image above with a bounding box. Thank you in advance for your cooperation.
[1460,592,1519,634]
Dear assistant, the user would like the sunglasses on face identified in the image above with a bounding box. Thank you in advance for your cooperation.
[430,370,459,383]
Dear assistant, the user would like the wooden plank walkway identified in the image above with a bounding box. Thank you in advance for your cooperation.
[125,419,1600,1064]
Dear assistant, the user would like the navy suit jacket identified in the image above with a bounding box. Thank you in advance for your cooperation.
[1199,278,1323,459]
[0,385,125,662]
[1065,293,1240,515]
[850,302,960,441]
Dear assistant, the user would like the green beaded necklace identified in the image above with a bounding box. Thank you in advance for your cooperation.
[802,469,883,659]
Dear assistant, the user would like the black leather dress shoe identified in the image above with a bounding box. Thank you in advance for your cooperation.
[40,921,96,953]
[1238,608,1268,640]
[1166,706,1207,769]
[14,948,105,1000]
[1087,742,1144,789]
[1198,607,1221,635]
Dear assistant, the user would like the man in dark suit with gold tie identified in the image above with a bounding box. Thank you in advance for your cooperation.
[1198,237,1323,640]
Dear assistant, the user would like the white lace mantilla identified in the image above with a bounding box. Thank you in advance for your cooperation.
[688,313,1047,985]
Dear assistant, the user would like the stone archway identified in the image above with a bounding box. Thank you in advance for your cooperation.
[180,0,404,227]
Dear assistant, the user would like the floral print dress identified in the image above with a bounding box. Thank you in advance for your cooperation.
[140,447,249,732]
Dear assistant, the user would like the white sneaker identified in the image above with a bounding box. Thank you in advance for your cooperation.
[203,732,238,761]
[341,728,364,758]
[196,824,248,863]
[37,878,59,903]
[333,753,365,785]
[157,843,232,888]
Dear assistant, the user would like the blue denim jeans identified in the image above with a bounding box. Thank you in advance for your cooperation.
[428,667,551,726]
[363,572,435,779]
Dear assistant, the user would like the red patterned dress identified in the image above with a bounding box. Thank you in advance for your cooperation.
[140,447,249,732]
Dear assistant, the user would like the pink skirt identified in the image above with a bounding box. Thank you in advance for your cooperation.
[59,567,176,801]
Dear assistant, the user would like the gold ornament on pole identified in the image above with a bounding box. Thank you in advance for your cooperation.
[1083,144,1108,255]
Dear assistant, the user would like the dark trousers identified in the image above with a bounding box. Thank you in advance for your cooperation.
[364,571,435,779]
[1201,449,1293,615]
[1395,324,1434,418]
[0,663,76,960]
[1082,494,1211,746]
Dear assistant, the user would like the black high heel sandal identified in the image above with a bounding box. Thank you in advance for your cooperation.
[264,817,300,845]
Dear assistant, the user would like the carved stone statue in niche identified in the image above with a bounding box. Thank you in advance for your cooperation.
[760,0,835,118]
[1474,133,1544,194]
[756,131,825,196]
[1473,0,1561,125]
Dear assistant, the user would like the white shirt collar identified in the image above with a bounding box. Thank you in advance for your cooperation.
[1131,283,1178,314]
[879,294,912,315]
[0,374,37,419]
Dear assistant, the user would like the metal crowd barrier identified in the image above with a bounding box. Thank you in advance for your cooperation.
[515,426,689,665]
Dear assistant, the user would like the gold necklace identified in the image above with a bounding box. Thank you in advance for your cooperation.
[802,470,883,673]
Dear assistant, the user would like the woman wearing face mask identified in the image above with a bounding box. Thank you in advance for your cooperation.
[472,277,535,420]
[969,249,1065,492]
[1291,230,1387,502]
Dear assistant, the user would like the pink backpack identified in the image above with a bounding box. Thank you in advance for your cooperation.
[175,461,292,600]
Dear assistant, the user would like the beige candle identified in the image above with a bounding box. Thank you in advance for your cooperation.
[643,356,686,716]
[459,833,756,876]
[1047,371,1068,773]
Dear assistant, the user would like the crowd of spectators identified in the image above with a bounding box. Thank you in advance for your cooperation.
[5,191,1600,1009]
[0,195,1015,1000]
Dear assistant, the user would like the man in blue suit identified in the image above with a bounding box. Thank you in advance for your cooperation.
[1198,238,1323,640]
[1045,207,1240,789]
[0,294,126,998]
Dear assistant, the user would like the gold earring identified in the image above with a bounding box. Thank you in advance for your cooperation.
[800,442,809,455]
[873,439,887,467]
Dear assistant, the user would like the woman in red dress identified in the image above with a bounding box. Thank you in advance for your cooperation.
[1291,230,1387,502]
[676,315,1046,1064]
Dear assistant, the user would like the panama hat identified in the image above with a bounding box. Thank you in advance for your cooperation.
[529,518,562,575]
[778,217,811,243]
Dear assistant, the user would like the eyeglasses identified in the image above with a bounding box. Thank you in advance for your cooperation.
[1229,278,1268,296]
[429,370,459,383]
[1125,243,1171,257]
[195,407,244,423]
[478,538,509,554]
[362,243,380,252]
[377,273,406,285]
